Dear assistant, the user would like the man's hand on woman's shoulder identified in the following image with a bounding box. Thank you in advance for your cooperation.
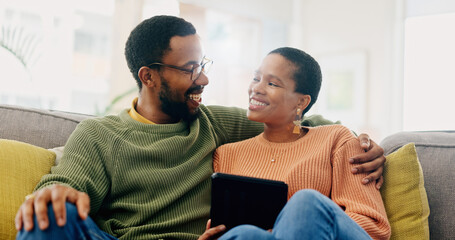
[350,133,386,190]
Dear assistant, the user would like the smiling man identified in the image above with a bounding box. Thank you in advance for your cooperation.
[15,15,386,240]
[133,34,209,123]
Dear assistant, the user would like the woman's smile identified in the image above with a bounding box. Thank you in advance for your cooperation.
[249,97,268,111]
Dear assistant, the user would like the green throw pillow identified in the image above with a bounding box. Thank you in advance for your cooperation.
[380,143,430,240]
[0,139,55,240]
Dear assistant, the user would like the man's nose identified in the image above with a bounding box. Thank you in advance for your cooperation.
[194,72,209,86]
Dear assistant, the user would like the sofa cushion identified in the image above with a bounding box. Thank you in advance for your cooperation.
[381,131,455,240]
[0,139,56,240]
[381,143,430,240]
[48,146,65,165]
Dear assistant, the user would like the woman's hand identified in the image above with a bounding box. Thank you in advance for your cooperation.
[198,219,226,240]
[350,133,386,189]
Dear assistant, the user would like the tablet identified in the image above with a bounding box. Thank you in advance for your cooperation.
[210,172,288,230]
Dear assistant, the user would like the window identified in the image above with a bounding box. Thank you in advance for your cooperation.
[1,0,287,115]
[0,0,114,114]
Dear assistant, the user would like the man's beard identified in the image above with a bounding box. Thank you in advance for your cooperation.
[159,77,200,123]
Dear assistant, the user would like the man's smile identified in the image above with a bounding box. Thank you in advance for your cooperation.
[189,93,202,102]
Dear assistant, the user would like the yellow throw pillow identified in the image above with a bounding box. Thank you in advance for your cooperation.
[0,139,56,240]
[380,143,430,240]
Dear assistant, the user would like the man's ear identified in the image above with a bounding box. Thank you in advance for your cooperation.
[138,66,157,88]
[297,95,311,114]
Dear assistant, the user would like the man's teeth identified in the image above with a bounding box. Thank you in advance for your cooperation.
[250,99,267,106]
[189,94,201,102]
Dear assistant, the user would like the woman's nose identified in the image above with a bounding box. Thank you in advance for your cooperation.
[251,80,266,94]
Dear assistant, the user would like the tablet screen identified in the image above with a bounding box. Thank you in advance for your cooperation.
[210,172,288,230]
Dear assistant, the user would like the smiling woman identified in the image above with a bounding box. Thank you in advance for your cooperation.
[212,47,391,240]
[248,54,308,131]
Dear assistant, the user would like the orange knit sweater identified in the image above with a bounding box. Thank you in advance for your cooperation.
[213,125,391,240]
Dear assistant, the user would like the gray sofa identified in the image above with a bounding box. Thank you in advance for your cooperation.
[380,131,455,239]
[1,104,454,239]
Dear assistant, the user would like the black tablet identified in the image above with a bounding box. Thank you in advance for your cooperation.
[210,172,288,230]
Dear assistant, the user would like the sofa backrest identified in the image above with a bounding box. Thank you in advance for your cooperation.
[0,104,92,149]
[380,131,455,240]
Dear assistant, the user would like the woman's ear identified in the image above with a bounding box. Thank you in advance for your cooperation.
[138,66,156,88]
[297,95,311,114]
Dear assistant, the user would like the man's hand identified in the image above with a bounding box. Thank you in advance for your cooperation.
[198,219,226,240]
[350,133,386,190]
[15,184,90,231]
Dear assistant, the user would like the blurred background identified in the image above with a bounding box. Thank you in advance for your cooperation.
[1,0,454,142]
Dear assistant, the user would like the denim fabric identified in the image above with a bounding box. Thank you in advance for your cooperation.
[16,203,117,240]
[219,189,372,240]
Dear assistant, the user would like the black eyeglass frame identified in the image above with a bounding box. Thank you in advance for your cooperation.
[146,57,213,81]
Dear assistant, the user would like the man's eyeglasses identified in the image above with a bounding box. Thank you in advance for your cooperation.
[147,57,213,81]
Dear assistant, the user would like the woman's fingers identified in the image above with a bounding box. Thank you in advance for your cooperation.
[198,225,226,240]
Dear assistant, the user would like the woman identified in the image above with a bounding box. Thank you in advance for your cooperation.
[209,47,390,239]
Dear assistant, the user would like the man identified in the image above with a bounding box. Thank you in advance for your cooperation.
[15,15,385,240]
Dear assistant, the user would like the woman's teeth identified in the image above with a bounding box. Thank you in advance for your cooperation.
[189,94,201,102]
[250,99,267,106]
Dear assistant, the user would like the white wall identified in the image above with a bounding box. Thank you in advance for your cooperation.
[407,0,455,17]
[291,0,402,142]
[403,0,455,131]
[180,0,293,23]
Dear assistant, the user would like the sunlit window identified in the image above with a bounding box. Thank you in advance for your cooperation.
[0,0,286,115]
[0,0,114,114]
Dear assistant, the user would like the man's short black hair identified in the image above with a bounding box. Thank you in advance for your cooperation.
[125,15,196,90]
[269,47,322,115]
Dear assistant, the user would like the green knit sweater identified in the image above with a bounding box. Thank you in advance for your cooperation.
[35,105,335,239]
[35,105,262,239]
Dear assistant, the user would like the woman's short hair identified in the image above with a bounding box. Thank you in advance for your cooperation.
[269,47,322,115]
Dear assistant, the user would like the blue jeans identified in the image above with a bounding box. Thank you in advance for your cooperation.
[219,189,372,240]
[16,203,117,240]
